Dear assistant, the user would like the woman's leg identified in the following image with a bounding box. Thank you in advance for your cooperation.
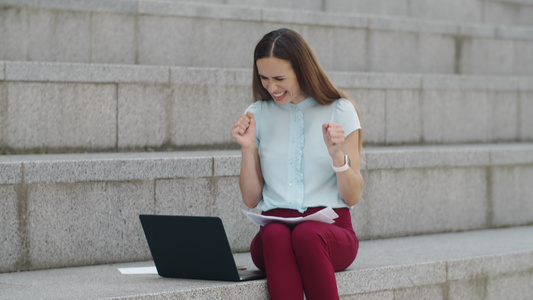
[250,222,304,300]
[291,221,358,300]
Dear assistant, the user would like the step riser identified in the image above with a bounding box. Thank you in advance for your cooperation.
[1,145,532,272]
[1,3,532,76]
[1,63,532,153]
[148,0,533,27]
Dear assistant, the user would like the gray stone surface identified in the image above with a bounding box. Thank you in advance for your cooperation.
[483,0,533,26]
[448,251,533,299]
[447,251,533,281]
[0,162,21,185]
[1,62,531,151]
[393,284,445,300]
[339,262,447,295]
[410,0,482,23]
[91,12,136,64]
[515,40,533,76]
[1,226,532,299]
[118,84,170,148]
[491,165,533,226]
[169,67,250,86]
[326,0,409,17]
[5,82,117,150]
[342,291,394,300]
[422,90,490,143]
[3,0,533,27]
[367,31,421,73]
[356,167,487,239]
[215,176,258,252]
[155,178,215,216]
[22,152,213,183]
[485,272,533,300]
[0,144,531,272]
[169,83,250,147]
[488,91,520,141]
[348,89,386,145]
[421,73,520,91]
[5,61,169,83]
[384,90,422,144]
[0,185,19,273]
[335,72,422,90]
[26,181,154,269]
[367,14,458,35]
[26,8,91,63]
[0,0,138,13]
[489,141,533,165]
[419,33,456,74]
[1,1,533,74]
[0,81,6,147]
[521,92,533,140]
[460,37,516,75]
[0,6,27,61]
[136,15,195,67]
[213,152,241,177]
[303,26,367,72]
[362,144,490,170]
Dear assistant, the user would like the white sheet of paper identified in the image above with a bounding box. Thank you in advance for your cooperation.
[118,266,157,275]
[243,207,339,226]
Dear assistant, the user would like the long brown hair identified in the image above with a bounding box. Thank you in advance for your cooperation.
[252,28,363,156]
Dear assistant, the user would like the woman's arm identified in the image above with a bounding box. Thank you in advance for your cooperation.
[239,146,264,208]
[332,130,363,206]
[231,112,264,208]
[323,124,363,206]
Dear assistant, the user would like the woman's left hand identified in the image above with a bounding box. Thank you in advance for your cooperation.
[322,123,345,157]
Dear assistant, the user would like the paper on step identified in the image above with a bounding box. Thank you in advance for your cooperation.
[118,266,157,275]
[243,207,339,226]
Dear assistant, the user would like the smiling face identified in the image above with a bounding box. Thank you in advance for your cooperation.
[256,56,307,105]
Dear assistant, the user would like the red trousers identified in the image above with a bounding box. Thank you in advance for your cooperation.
[250,207,358,300]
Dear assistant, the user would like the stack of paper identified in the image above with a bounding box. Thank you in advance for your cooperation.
[243,207,339,226]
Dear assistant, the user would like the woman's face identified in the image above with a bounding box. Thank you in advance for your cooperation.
[256,57,307,105]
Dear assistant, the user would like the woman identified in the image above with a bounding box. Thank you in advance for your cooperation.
[230,28,364,300]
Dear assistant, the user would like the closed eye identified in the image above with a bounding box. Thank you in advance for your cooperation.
[259,76,285,81]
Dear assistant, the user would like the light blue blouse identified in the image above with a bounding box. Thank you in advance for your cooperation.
[245,96,361,213]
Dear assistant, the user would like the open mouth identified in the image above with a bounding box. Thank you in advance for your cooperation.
[272,91,286,99]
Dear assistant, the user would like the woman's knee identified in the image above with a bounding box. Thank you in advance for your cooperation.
[262,222,291,243]
[291,222,326,251]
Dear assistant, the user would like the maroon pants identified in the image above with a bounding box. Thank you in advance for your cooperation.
[250,207,359,300]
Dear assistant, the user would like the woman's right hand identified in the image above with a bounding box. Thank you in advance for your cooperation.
[230,111,256,149]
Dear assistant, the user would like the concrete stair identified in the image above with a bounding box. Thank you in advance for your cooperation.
[1,143,532,273]
[143,0,533,27]
[1,0,533,75]
[1,0,532,299]
[1,226,533,299]
[1,61,532,153]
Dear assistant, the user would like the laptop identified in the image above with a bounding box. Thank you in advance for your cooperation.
[139,214,266,282]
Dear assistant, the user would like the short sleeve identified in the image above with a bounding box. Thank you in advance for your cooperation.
[333,99,361,136]
[244,101,262,148]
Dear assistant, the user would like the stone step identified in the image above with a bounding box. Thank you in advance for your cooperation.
[141,0,533,27]
[1,0,533,76]
[1,226,532,299]
[1,143,532,272]
[1,61,532,153]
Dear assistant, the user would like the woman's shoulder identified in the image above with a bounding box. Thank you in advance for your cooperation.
[333,98,356,112]
[245,100,263,114]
